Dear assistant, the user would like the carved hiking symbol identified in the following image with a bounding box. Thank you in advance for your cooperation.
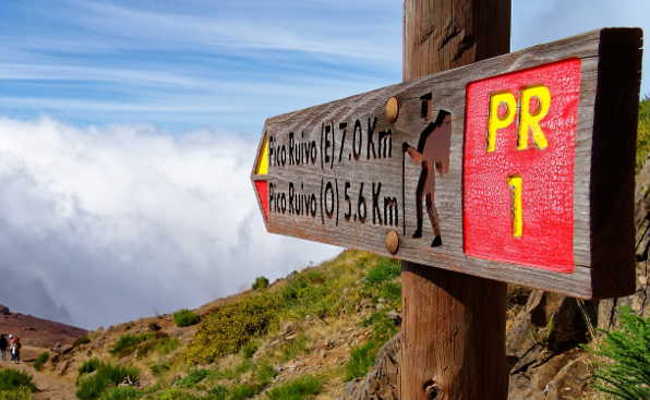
[403,109,452,247]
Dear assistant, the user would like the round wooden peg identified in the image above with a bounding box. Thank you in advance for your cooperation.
[385,230,400,254]
[385,96,399,123]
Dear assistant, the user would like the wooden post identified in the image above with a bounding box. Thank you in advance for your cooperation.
[401,1,511,399]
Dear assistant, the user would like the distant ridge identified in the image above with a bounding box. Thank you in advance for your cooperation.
[0,304,87,348]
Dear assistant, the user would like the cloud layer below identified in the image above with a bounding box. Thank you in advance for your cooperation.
[0,117,339,328]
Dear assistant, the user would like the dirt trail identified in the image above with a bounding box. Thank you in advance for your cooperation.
[0,358,75,400]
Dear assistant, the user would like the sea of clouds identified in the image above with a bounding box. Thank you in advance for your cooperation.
[0,117,339,329]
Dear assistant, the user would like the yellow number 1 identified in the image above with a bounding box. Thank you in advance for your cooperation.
[508,176,523,238]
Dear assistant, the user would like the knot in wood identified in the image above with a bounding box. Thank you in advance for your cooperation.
[422,379,441,399]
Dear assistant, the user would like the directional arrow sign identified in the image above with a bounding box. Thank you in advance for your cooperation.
[251,28,642,299]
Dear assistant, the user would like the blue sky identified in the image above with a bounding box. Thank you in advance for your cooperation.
[1,0,401,133]
[0,1,648,328]
[2,0,647,134]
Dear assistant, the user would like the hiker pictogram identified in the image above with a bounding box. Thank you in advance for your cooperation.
[402,110,452,247]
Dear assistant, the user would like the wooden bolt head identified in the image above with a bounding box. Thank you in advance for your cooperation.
[385,230,400,254]
[385,97,399,123]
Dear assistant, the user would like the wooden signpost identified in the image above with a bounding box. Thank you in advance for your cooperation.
[400,2,511,398]
[251,3,642,398]
[252,28,642,298]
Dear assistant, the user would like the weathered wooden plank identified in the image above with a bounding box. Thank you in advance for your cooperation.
[250,28,642,299]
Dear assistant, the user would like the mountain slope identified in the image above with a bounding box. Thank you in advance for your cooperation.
[0,304,87,369]
[36,250,401,399]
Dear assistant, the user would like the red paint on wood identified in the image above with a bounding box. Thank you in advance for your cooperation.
[463,59,581,272]
[255,180,269,221]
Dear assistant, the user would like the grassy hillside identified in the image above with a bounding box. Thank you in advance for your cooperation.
[39,250,401,399]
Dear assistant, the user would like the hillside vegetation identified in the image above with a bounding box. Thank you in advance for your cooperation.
[34,251,401,400]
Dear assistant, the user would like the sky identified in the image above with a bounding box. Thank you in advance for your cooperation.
[0,1,648,328]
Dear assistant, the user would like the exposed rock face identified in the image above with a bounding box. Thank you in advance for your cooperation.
[0,304,9,315]
[343,334,401,400]
[506,290,596,399]
[51,342,75,355]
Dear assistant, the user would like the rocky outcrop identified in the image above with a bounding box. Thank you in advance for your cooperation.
[506,290,596,399]
[343,334,401,400]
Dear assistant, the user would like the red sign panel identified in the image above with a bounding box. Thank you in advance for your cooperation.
[463,59,582,272]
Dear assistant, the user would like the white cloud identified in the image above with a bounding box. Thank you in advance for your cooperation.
[0,117,339,328]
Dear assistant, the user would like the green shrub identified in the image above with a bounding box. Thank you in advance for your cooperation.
[362,259,401,309]
[76,363,139,400]
[188,294,278,362]
[208,385,228,400]
[252,276,270,290]
[106,332,174,359]
[240,341,258,359]
[278,271,336,319]
[154,337,180,355]
[173,309,201,327]
[209,362,275,395]
[141,388,199,400]
[346,310,399,381]
[280,272,326,306]
[79,359,104,376]
[266,375,323,400]
[210,359,255,382]
[363,311,399,343]
[589,306,650,399]
[0,388,32,400]
[364,259,400,286]
[98,387,143,400]
[227,384,258,400]
[77,376,115,399]
[379,282,401,303]
[0,369,37,392]
[174,369,210,388]
[74,335,92,347]
[254,362,277,387]
[32,352,49,371]
[110,334,154,357]
[280,334,309,362]
[149,362,170,376]
[345,342,379,381]
[134,334,178,358]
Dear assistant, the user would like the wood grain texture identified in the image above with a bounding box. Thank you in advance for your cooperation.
[401,263,507,399]
[401,1,508,399]
[250,28,642,299]
[590,28,643,297]
[402,0,510,81]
